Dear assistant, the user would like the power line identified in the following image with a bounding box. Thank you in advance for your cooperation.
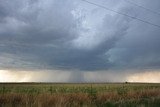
[81,0,160,29]
[124,0,160,16]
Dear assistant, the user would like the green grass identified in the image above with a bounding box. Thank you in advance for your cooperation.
[0,83,160,107]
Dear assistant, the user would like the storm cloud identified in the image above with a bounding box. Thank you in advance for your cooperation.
[0,0,160,79]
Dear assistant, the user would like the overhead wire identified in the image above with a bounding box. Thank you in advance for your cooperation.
[124,0,160,16]
[81,0,160,29]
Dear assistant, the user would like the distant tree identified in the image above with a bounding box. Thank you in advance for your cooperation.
[125,81,128,84]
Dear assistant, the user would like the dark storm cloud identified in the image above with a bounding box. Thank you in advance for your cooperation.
[0,0,77,70]
[106,0,160,70]
[0,0,160,71]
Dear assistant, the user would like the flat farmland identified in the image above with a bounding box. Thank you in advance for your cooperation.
[0,83,160,107]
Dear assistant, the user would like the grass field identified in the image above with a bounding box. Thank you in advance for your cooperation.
[0,83,160,107]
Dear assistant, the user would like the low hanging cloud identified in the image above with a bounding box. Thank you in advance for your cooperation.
[0,0,160,82]
[0,0,131,71]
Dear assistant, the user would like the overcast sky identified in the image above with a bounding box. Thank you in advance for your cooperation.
[0,0,160,82]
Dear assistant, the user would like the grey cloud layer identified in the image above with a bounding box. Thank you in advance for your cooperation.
[0,0,160,71]
[107,0,160,70]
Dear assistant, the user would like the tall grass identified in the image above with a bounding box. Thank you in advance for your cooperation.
[0,83,160,107]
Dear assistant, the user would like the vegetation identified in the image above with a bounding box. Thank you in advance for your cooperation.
[0,83,160,107]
